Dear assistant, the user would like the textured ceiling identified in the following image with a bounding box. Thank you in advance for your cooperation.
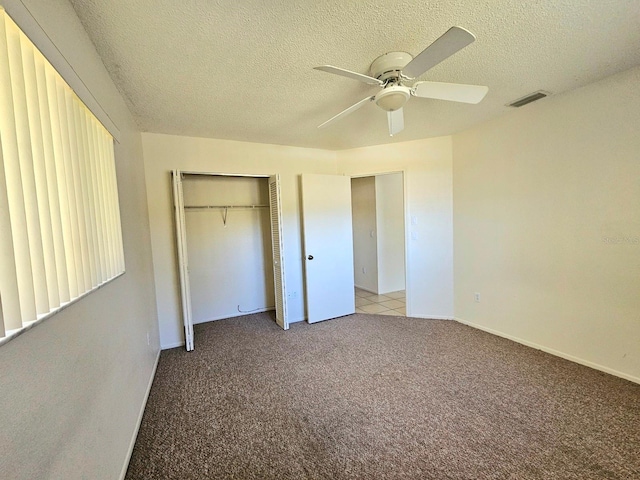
[68,0,640,150]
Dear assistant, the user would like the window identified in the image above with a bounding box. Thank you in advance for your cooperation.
[0,8,125,343]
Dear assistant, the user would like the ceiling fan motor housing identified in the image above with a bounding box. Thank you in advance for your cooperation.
[370,51,413,81]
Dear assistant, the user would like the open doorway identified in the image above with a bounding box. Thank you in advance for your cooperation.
[351,172,406,316]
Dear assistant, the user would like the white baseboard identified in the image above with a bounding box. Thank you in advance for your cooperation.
[193,307,275,324]
[354,284,378,294]
[161,309,300,350]
[119,349,161,480]
[355,285,406,296]
[410,314,455,321]
[455,317,640,385]
[161,340,185,350]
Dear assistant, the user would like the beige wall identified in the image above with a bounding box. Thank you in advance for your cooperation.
[337,137,454,319]
[453,66,640,382]
[0,1,159,479]
[141,133,338,348]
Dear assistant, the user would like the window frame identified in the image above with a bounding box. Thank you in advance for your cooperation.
[0,7,126,346]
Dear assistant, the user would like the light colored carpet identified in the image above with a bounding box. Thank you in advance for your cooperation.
[126,312,640,479]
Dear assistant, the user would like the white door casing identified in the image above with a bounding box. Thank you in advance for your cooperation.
[172,170,194,351]
[301,174,355,323]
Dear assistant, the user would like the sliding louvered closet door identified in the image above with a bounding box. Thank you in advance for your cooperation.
[269,174,288,329]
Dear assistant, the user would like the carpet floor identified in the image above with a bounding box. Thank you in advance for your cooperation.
[125,313,640,479]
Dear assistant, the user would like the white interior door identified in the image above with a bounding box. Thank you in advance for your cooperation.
[269,175,288,330]
[301,174,355,323]
[172,170,194,351]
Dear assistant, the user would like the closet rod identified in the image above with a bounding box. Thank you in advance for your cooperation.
[184,204,269,209]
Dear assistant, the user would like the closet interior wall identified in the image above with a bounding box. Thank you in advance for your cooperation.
[182,174,274,324]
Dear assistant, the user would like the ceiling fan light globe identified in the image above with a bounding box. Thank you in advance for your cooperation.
[375,87,410,112]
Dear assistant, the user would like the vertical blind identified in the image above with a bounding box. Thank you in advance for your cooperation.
[0,8,125,342]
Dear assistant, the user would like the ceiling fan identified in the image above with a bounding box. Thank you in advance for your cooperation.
[314,26,488,136]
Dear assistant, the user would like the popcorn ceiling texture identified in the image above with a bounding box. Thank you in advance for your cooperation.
[69,0,640,150]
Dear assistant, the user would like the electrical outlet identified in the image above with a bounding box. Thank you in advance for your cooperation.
[362,267,367,274]
[474,293,481,303]
[146,331,150,346]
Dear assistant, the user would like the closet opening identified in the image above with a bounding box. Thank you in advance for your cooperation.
[173,171,288,351]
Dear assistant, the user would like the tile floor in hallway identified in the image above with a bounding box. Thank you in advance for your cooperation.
[355,288,406,316]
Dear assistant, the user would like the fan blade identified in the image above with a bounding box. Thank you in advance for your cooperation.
[314,66,383,85]
[318,96,375,129]
[402,26,475,79]
[413,81,488,104]
[387,108,404,136]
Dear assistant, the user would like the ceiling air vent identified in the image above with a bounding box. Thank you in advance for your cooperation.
[508,91,550,108]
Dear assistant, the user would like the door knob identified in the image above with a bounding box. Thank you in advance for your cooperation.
[307,255,314,260]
